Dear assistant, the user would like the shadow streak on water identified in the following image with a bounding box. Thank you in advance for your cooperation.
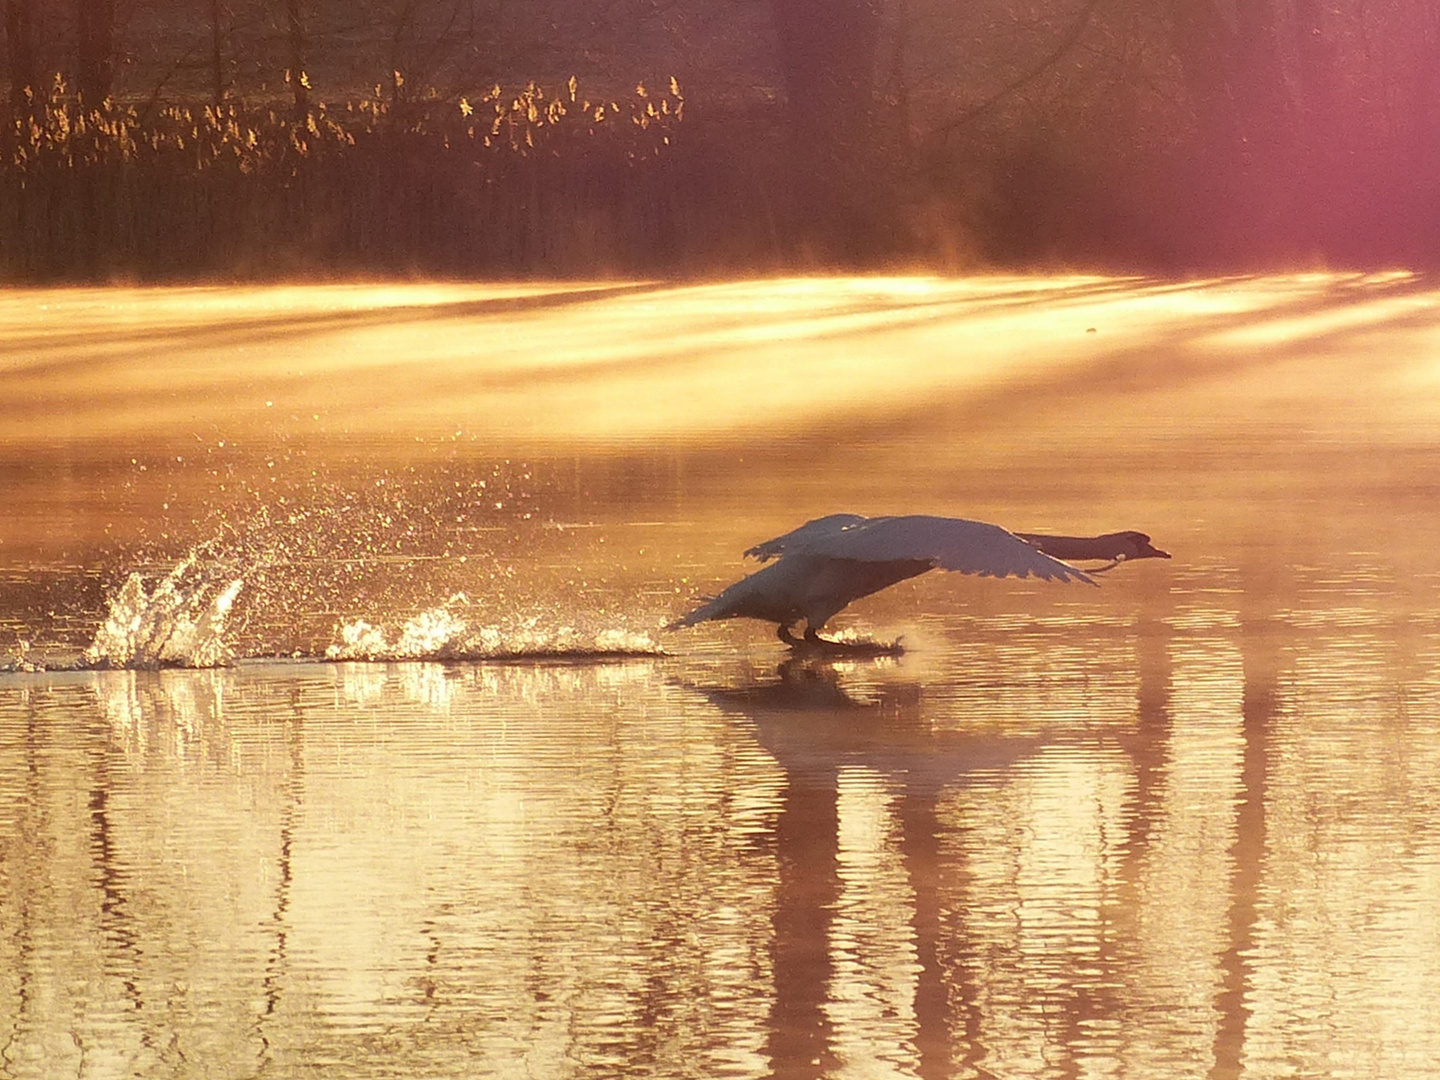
[257,689,305,1067]
[1210,593,1278,1080]
[85,712,149,1039]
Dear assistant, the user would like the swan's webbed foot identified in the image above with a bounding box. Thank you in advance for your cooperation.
[777,623,803,647]
[783,625,905,657]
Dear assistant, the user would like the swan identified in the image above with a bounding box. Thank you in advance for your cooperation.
[669,513,1169,647]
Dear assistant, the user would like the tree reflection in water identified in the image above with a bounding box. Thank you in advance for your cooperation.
[694,659,1044,1079]
[686,594,1285,1080]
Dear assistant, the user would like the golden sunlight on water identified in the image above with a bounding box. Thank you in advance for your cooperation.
[6,271,1439,450]
[3,273,1440,1077]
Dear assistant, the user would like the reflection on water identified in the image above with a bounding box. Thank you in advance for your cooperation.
[4,604,1440,1077]
[4,273,1440,1076]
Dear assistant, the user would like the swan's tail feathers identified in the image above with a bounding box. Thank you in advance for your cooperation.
[666,594,725,631]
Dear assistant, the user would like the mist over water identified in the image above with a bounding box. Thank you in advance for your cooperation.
[3,275,1440,1077]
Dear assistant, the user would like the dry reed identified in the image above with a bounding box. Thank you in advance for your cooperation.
[0,76,688,279]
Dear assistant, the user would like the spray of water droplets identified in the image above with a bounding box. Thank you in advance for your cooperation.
[83,554,245,669]
[324,593,662,662]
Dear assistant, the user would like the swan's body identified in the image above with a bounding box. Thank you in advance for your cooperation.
[670,513,1169,646]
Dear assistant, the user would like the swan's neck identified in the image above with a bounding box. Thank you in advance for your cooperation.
[1017,532,1130,562]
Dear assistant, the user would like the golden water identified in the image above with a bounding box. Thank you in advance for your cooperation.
[2,274,1439,1077]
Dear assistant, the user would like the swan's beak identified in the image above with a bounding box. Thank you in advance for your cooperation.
[1139,541,1171,560]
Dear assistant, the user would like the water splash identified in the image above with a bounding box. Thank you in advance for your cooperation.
[0,641,40,673]
[325,594,662,662]
[83,554,245,669]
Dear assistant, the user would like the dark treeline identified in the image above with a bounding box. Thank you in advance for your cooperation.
[0,80,700,279]
[4,0,1440,279]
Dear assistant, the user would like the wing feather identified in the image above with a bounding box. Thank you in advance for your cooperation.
[774,514,1095,585]
[744,513,869,561]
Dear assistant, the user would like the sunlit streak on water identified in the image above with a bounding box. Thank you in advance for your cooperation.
[7,272,1436,451]
[1137,629,1245,1070]
[1240,625,1440,1077]
[827,767,921,1079]
[942,744,1135,1076]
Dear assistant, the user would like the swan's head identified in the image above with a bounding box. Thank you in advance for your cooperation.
[1110,531,1170,562]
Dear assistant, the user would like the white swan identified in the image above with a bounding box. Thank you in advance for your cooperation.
[670,513,1169,647]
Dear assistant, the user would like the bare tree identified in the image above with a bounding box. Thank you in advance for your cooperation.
[770,0,885,254]
[383,0,479,99]
[5,0,36,110]
[210,0,229,104]
[76,0,115,106]
[1168,0,1295,247]
[287,0,307,118]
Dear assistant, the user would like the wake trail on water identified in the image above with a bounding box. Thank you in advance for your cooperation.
[324,593,663,663]
[6,548,663,672]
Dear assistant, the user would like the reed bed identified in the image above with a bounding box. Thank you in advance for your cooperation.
[0,77,696,280]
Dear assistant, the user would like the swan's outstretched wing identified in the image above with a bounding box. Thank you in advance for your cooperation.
[744,513,870,561]
[780,514,1096,584]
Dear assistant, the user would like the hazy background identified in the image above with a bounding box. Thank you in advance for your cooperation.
[6,7,1440,1078]
[6,1,1440,277]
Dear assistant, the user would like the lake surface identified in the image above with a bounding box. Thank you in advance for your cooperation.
[3,274,1440,1077]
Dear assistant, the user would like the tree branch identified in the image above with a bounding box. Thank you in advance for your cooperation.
[920,0,1104,163]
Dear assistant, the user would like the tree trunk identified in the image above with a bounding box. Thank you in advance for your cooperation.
[76,0,115,107]
[211,0,227,105]
[5,0,35,110]
[1170,0,1294,259]
[288,0,307,119]
[1291,0,1341,250]
[1399,5,1440,261]
[769,0,884,259]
